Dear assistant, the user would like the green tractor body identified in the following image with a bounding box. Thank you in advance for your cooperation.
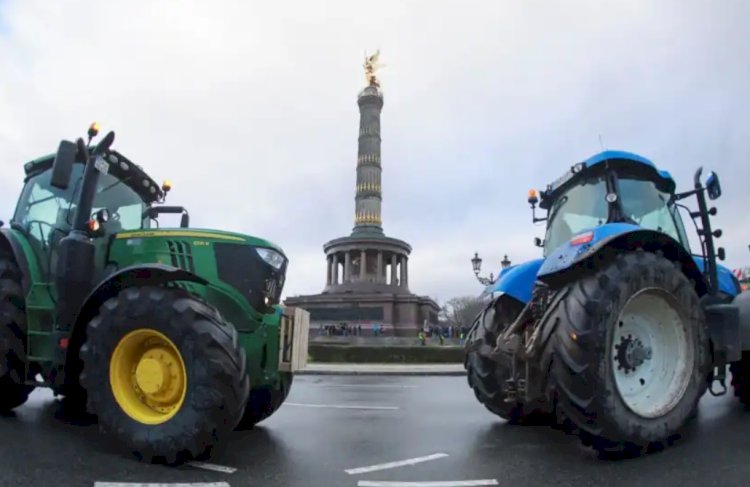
[0,126,308,462]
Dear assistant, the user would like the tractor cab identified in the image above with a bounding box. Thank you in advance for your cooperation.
[14,151,159,237]
[530,151,695,256]
[11,127,185,281]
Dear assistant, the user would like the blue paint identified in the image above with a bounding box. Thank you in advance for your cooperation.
[544,151,676,201]
[533,221,738,297]
[483,258,544,303]
[537,222,641,277]
[692,257,739,297]
[584,150,675,189]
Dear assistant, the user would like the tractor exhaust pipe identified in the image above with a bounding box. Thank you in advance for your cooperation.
[71,131,115,232]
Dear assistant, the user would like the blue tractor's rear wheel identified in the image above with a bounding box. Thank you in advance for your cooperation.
[544,250,709,455]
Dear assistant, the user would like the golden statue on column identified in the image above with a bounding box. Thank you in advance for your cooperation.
[364,50,384,88]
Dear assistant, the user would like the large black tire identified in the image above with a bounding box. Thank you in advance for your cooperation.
[465,296,549,423]
[79,286,250,463]
[545,251,710,455]
[730,352,750,407]
[0,254,34,412]
[235,371,293,430]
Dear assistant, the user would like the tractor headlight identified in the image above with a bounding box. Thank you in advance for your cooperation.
[255,247,285,270]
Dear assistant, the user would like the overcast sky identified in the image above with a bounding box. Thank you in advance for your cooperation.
[1,0,748,304]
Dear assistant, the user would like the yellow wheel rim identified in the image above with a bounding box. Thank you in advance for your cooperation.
[109,329,187,425]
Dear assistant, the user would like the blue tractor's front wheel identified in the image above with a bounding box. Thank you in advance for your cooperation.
[465,295,552,424]
[545,250,710,455]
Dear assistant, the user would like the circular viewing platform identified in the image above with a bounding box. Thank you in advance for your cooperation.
[323,234,412,294]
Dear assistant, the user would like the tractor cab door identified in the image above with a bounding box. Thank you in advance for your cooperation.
[12,165,85,281]
[13,165,151,284]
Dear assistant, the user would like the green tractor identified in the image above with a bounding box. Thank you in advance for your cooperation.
[0,123,309,462]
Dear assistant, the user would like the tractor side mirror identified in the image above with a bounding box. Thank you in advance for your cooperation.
[534,237,544,248]
[706,172,722,200]
[50,140,77,190]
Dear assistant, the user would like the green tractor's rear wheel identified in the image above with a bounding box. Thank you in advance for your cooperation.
[465,295,551,424]
[546,251,709,455]
[79,286,250,463]
[0,254,34,413]
[235,372,293,430]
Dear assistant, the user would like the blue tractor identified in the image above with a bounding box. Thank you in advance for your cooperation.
[465,150,750,455]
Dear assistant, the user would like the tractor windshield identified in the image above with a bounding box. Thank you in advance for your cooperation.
[544,176,608,255]
[617,177,689,249]
[13,164,150,246]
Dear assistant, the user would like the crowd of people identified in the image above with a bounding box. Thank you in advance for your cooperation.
[317,323,389,337]
[417,324,470,346]
[315,322,470,341]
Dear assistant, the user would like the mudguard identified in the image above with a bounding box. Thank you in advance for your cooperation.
[74,263,208,327]
[483,258,544,304]
[536,222,737,297]
[0,227,33,292]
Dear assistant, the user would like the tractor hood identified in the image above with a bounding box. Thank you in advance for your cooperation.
[114,228,285,256]
[110,227,288,314]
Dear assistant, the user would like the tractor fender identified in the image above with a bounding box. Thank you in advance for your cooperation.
[0,228,32,293]
[536,223,713,296]
[66,264,208,363]
[483,258,544,304]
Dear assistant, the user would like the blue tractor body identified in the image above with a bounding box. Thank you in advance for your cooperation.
[486,222,740,304]
[466,149,750,456]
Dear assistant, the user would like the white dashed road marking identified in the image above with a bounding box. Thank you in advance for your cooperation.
[285,402,400,410]
[186,461,237,474]
[346,453,449,475]
[317,384,419,389]
[94,483,231,487]
[357,481,499,487]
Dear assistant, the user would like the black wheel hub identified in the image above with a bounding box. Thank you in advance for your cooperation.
[615,334,653,374]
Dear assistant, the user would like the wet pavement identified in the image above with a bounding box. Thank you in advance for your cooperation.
[1,375,749,487]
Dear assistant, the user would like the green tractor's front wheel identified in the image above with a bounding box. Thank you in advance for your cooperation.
[546,251,709,455]
[235,372,293,430]
[80,286,250,463]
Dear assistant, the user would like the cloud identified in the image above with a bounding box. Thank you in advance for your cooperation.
[1,0,748,304]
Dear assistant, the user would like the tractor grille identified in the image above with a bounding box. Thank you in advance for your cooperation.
[166,240,195,273]
[213,242,286,312]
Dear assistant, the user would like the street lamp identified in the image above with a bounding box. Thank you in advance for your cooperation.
[501,254,511,270]
[471,251,496,286]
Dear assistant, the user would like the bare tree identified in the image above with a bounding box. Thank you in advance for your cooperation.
[443,296,485,329]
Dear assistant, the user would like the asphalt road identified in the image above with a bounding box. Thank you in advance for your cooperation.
[1,375,749,487]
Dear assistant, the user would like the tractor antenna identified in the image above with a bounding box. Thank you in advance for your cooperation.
[598,134,606,151]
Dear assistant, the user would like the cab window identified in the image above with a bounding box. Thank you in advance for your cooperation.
[12,165,83,245]
[617,178,685,246]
